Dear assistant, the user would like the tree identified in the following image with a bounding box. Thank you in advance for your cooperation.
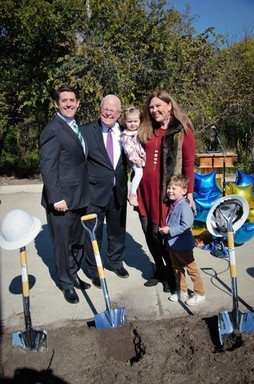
[218,37,254,169]
[0,0,87,171]
[1,0,253,176]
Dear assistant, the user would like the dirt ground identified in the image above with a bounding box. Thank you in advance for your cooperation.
[1,177,254,383]
[1,315,254,384]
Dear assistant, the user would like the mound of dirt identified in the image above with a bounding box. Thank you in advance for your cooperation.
[1,315,254,383]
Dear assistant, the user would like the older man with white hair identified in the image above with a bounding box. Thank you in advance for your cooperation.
[81,95,129,288]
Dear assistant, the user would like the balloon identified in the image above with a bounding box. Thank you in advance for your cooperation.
[195,193,222,209]
[234,222,254,244]
[225,183,233,195]
[194,203,210,223]
[249,208,254,222]
[216,177,223,190]
[192,228,207,236]
[193,170,254,244]
[194,171,222,198]
[235,170,254,193]
[192,223,207,236]
[228,183,254,207]
[194,193,222,222]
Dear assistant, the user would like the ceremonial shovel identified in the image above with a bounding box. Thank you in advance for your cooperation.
[207,195,254,344]
[12,246,47,351]
[0,209,47,351]
[81,214,127,329]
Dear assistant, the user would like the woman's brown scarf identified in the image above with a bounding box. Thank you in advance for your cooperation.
[161,119,184,202]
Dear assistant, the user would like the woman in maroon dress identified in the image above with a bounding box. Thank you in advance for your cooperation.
[137,91,195,293]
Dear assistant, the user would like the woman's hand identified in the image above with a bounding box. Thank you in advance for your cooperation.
[187,193,196,214]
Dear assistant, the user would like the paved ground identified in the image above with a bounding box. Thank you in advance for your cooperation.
[1,183,254,331]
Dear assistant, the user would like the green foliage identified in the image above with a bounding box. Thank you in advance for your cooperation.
[0,0,254,176]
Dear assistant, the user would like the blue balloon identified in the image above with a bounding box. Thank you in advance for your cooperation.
[235,170,254,193]
[195,194,222,222]
[195,193,222,209]
[234,222,254,244]
[194,201,210,223]
[194,171,222,198]
[194,172,222,223]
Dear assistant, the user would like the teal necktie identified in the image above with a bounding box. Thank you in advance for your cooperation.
[72,121,83,143]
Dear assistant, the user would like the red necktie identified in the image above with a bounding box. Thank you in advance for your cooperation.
[167,203,175,221]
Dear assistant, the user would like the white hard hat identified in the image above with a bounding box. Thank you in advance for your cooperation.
[0,209,41,250]
[206,194,249,237]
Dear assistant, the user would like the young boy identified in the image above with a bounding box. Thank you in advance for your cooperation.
[159,175,206,306]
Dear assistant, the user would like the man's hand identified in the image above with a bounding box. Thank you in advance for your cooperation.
[159,226,170,235]
[54,200,68,212]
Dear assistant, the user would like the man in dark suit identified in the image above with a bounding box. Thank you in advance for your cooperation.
[81,95,129,288]
[40,84,91,304]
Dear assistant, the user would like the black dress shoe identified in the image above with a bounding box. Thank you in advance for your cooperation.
[72,274,91,290]
[91,277,101,289]
[144,278,160,287]
[63,288,79,304]
[109,267,129,278]
[162,281,171,293]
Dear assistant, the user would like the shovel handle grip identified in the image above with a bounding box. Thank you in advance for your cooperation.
[81,213,97,221]
[81,213,98,240]
[20,247,30,298]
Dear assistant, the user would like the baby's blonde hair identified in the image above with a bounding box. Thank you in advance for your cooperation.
[124,106,141,119]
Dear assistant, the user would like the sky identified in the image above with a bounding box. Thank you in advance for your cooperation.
[172,0,254,42]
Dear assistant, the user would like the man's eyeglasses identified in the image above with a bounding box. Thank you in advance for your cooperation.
[101,108,120,115]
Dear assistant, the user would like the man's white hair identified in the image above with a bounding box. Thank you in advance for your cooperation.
[100,94,121,111]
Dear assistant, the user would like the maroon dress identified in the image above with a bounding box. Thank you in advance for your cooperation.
[137,127,195,227]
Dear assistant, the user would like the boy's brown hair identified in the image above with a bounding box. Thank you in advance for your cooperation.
[166,174,189,190]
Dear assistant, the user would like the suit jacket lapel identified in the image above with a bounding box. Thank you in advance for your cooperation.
[55,115,86,156]
[93,120,113,165]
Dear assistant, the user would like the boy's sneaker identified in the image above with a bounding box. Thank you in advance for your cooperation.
[128,193,139,207]
[186,294,206,306]
[169,291,189,302]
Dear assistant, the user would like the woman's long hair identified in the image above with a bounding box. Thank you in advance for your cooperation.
[138,90,194,143]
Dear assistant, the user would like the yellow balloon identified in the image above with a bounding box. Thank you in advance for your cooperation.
[248,208,254,221]
[216,177,223,190]
[192,228,206,236]
[225,182,233,195]
[231,183,253,204]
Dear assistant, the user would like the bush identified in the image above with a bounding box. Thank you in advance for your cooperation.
[0,151,40,178]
